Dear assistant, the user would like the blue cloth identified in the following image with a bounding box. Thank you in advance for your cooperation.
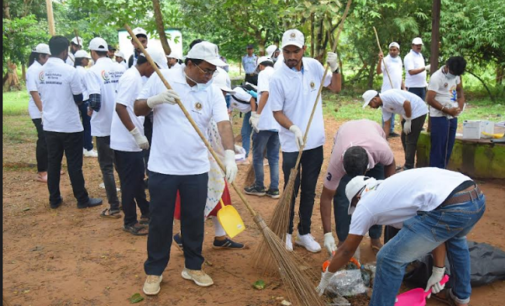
[242,54,257,74]
[370,193,485,305]
[430,116,457,168]
[78,101,93,150]
[408,87,426,101]
[241,111,253,158]
[252,131,280,190]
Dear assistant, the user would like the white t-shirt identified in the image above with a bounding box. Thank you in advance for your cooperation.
[274,54,284,70]
[120,61,128,69]
[26,61,43,119]
[229,87,253,113]
[65,53,75,66]
[380,55,403,92]
[137,66,229,175]
[75,66,89,101]
[257,66,279,131]
[349,167,472,236]
[110,67,145,152]
[379,89,428,121]
[428,67,461,118]
[269,57,332,153]
[38,57,83,133]
[84,57,126,137]
[404,49,427,88]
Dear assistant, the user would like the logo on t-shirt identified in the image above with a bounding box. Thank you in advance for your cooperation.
[195,102,202,111]
[449,85,457,102]
[39,71,45,82]
[310,81,315,89]
[326,172,332,181]
[101,70,110,81]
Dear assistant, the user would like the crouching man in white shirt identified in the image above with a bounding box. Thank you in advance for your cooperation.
[317,168,485,306]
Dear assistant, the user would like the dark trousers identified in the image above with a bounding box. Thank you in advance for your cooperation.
[430,116,458,169]
[333,163,384,242]
[114,150,150,226]
[143,113,153,178]
[144,172,208,275]
[401,114,427,169]
[244,74,258,85]
[44,131,89,206]
[32,119,48,172]
[282,146,324,235]
[408,87,426,101]
[78,101,93,150]
[96,136,120,210]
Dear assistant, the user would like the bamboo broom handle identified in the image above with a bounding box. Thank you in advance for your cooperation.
[373,26,394,88]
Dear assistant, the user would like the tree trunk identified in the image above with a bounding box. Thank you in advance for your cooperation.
[496,65,504,85]
[430,0,441,74]
[22,64,26,82]
[310,13,315,58]
[152,0,171,56]
[3,1,10,19]
[367,59,375,89]
[467,70,495,102]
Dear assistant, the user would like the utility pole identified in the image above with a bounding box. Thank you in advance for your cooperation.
[46,0,55,36]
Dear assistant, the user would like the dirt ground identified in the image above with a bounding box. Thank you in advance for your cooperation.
[3,116,505,306]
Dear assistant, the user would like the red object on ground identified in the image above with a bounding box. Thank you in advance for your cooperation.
[174,182,232,220]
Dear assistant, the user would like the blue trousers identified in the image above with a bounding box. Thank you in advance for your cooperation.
[78,101,93,150]
[408,87,426,101]
[252,130,280,190]
[382,114,395,133]
[241,111,253,158]
[430,116,458,168]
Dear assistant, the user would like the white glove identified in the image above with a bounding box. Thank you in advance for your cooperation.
[425,266,446,298]
[316,269,335,296]
[425,64,431,71]
[224,149,238,184]
[146,89,180,108]
[250,111,260,133]
[130,127,150,150]
[403,118,412,135]
[40,112,44,125]
[289,125,304,150]
[327,52,339,73]
[324,233,337,256]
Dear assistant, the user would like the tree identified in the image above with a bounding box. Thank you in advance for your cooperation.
[152,0,171,56]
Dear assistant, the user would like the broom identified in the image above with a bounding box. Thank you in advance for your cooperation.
[373,26,394,89]
[125,24,327,306]
[253,0,353,272]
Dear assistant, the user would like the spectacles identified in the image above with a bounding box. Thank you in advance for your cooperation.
[195,63,219,77]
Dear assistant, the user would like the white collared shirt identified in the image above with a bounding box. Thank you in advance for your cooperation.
[404,49,427,88]
[26,61,43,119]
[38,57,83,133]
[256,66,279,131]
[428,67,461,118]
[380,55,403,92]
[137,66,229,175]
[379,89,428,121]
[75,66,89,101]
[269,57,332,152]
[84,57,126,137]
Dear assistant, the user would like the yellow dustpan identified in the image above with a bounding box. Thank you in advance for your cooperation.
[217,199,245,238]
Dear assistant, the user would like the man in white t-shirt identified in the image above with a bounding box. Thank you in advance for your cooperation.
[38,36,102,209]
[135,41,237,295]
[319,120,396,256]
[269,29,341,253]
[317,168,485,306]
[377,42,404,137]
[362,89,428,170]
[128,27,148,68]
[427,56,467,169]
[167,51,182,69]
[84,37,126,216]
[245,56,280,198]
[66,36,84,66]
[404,37,430,100]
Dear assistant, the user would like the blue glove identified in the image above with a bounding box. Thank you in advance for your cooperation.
[247,90,257,98]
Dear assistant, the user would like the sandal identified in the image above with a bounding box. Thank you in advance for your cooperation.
[36,173,47,183]
[430,289,457,306]
[123,223,148,236]
[100,208,121,219]
[139,215,150,225]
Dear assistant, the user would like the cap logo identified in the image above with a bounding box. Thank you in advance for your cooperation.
[195,102,202,110]
[290,32,296,38]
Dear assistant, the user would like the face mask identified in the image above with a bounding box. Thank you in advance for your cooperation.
[445,72,456,80]
[185,72,212,92]
[389,55,399,62]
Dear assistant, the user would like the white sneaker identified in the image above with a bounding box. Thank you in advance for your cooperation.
[285,233,293,252]
[181,267,214,287]
[143,275,162,295]
[295,232,322,253]
[99,182,120,192]
[83,149,98,158]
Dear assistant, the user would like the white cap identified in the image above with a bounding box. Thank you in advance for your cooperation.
[213,68,235,94]
[256,56,273,69]
[141,47,168,70]
[389,42,400,49]
[74,50,91,59]
[88,37,108,51]
[71,36,84,46]
[362,90,378,108]
[266,45,278,57]
[412,37,423,45]
[114,51,125,58]
[167,51,182,60]
[345,176,377,214]
[34,43,51,55]
[281,29,304,49]
[132,27,147,37]
[186,41,226,67]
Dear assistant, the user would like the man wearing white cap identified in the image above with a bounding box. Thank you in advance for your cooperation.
[166,51,182,69]
[245,56,280,198]
[38,36,102,209]
[128,27,148,68]
[114,51,128,69]
[135,41,237,294]
[404,37,430,100]
[317,168,485,306]
[84,37,126,217]
[362,89,428,170]
[27,43,51,182]
[269,29,341,252]
[66,36,84,66]
[265,44,279,63]
[377,42,404,137]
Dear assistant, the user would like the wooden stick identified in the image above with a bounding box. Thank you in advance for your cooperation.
[373,26,394,88]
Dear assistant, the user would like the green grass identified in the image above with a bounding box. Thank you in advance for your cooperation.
[3,91,31,116]
[3,90,36,144]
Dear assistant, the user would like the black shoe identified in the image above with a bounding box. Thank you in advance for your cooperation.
[213,237,245,249]
[173,233,183,249]
[50,197,63,209]
[389,132,400,137]
[244,185,266,196]
[77,198,103,209]
[265,188,280,199]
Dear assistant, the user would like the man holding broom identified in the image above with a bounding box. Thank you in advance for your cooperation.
[270,29,341,252]
[135,41,237,295]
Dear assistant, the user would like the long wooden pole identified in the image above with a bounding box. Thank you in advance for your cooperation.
[45,0,55,36]
[373,26,394,88]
